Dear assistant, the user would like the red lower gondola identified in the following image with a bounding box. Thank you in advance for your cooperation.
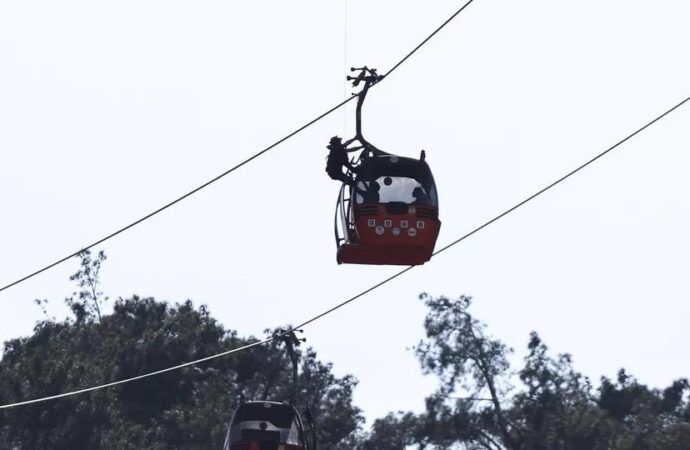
[337,204,440,265]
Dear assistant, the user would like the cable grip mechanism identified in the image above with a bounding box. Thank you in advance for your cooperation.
[344,67,383,154]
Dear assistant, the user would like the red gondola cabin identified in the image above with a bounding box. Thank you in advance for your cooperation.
[335,151,440,265]
[328,67,441,265]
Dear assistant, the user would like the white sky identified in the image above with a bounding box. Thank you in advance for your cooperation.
[1,0,689,425]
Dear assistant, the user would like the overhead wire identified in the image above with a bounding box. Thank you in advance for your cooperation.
[0,95,356,295]
[0,337,273,409]
[432,95,690,259]
[0,0,478,295]
[1,93,688,410]
[382,0,475,80]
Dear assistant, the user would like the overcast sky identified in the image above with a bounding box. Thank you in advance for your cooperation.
[1,0,689,425]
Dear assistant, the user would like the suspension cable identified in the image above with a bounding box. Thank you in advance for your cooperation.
[0,0,478,295]
[432,95,690,258]
[0,337,274,409]
[1,93,686,410]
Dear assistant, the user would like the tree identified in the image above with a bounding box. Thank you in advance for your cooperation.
[413,294,518,449]
[358,294,690,450]
[67,249,109,322]
[0,251,362,449]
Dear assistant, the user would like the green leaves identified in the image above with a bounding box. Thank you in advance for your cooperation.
[0,252,362,449]
[0,296,363,449]
[358,294,690,450]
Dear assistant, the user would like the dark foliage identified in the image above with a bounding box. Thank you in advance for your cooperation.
[358,294,690,450]
[3,253,689,450]
[0,252,362,449]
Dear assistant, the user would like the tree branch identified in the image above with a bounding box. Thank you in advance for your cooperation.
[468,327,519,450]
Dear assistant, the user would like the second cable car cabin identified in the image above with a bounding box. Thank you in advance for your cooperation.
[223,402,313,450]
[328,67,441,265]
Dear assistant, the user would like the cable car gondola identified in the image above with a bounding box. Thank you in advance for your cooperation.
[223,401,313,450]
[326,67,441,265]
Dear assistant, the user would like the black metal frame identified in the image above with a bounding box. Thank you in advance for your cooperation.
[343,67,385,157]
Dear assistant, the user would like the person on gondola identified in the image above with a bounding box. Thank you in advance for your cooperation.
[362,180,380,203]
[412,186,430,205]
[325,136,356,183]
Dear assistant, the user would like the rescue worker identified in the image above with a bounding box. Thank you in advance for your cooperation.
[325,136,355,183]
